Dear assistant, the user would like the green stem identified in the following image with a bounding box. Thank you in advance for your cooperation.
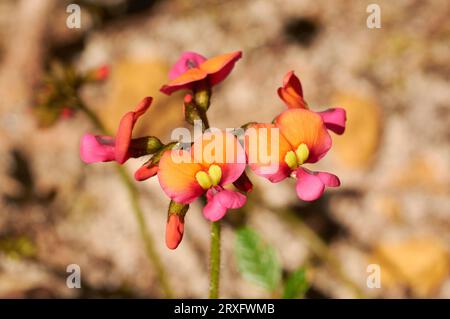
[209,220,221,299]
[195,102,222,299]
[79,100,173,298]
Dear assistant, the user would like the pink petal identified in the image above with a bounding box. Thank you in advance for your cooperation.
[318,108,346,135]
[80,134,116,164]
[115,97,152,164]
[217,189,247,209]
[203,192,227,221]
[168,52,207,80]
[295,168,325,201]
[295,168,340,201]
[203,188,246,221]
[317,171,341,187]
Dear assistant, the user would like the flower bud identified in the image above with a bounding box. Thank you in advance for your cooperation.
[165,201,189,250]
[128,136,163,158]
[94,65,109,81]
[134,163,158,181]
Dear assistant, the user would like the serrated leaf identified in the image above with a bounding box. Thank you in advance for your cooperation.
[283,268,309,299]
[235,228,281,291]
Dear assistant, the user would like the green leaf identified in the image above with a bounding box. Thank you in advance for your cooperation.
[235,228,281,291]
[283,268,309,299]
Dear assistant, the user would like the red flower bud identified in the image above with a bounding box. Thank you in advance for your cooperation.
[134,163,158,181]
[94,65,109,81]
[165,214,185,250]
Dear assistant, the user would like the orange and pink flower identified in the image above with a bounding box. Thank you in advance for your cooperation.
[245,72,346,201]
[160,51,242,95]
[157,130,247,222]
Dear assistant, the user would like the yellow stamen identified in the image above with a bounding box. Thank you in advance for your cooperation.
[195,171,212,190]
[208,164,222,186]
[284,151,298,170]
[295,143,309,165]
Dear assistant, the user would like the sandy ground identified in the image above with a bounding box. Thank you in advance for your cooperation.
[0,0,449,298]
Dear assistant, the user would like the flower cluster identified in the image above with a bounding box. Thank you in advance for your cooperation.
[80,51,346,250]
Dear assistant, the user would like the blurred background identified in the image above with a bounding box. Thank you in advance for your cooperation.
[0,0,449,298]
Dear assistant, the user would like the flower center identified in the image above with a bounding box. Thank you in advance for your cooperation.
[195,164,222,190]
[284,143,309,170]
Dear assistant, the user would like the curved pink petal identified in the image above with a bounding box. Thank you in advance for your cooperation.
[168,52,207,80]
[317,171,341,187]
[295,168,340,201]
[295,168,325,201]
[318,108,346,135]
[115,97,152,164]
[204,192,227,221]
[80,134,116,164]
[203,188,246,221]
[217,188,247,209]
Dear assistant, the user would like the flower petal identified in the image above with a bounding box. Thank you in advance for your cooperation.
[318,108,346,135]
[295,168,340,201]
[203,188,246,221]
[317,171,341,187]
[157,150,204,204]
[277,71,307,109]
[115,97,152,164]
[295,168,325,201]
[199,51,242,86]
[203,191,227,222]
[160,68,207,95]
[245,123,292,182]
[168,51,207,80]
[191,130,246,185]
[217,189,247,209]
[80,134,116,163]
[275,108,332,163]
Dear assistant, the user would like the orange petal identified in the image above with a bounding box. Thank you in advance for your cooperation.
[191,130,246,185]
[160,68,208,95]
[245,123,292,182]
[275,109,332,163]
[199,51,242,86]
[157,150,204,204]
